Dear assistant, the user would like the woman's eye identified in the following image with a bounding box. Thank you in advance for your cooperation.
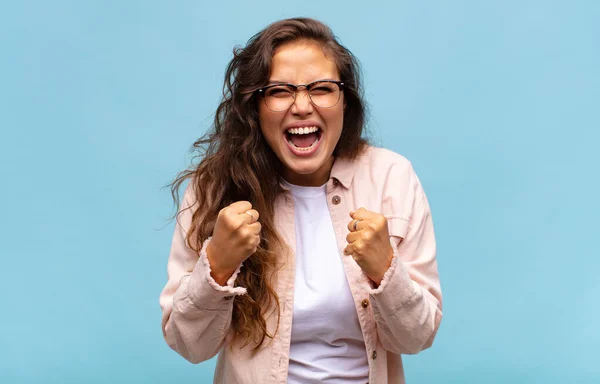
[310,86,334,95]
[268,88,293,97]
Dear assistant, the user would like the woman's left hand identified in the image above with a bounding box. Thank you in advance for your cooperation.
[344,208,394,286]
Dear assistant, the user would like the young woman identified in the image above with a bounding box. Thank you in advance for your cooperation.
[159,17,443,384]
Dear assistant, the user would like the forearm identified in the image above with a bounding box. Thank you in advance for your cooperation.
[367,257,442,354]
[161,240,247,363]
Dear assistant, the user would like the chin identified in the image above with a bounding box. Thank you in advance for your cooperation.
[280,154,332,185]
[284,161,320,175]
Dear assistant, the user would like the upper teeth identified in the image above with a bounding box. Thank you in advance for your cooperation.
[287,126,319,135]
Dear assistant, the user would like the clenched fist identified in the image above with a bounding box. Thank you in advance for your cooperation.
[206,201,261,285]
[344,207,394,286]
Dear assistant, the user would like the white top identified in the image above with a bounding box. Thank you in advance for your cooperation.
[284,180,369,384]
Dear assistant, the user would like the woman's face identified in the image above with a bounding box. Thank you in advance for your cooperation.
[258,40,344,187]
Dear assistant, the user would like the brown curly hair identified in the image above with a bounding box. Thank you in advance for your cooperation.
[170,17,368,351]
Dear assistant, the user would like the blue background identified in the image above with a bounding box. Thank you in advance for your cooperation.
[1,1,599,383]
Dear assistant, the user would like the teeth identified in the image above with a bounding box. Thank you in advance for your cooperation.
[287,126,319,135]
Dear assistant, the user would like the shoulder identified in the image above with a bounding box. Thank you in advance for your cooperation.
[331,145,420,192]
[348,145,425,208]
[354,145,415,179]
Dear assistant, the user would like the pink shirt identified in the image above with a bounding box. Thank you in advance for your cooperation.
[159,146,443,383]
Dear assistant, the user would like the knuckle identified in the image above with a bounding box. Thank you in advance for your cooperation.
[247,238,258,251]
[222,217,235,230]
[239,227,251,238]
[227,217,241,231]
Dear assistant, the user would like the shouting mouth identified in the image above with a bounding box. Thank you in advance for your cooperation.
[285,126,322,156]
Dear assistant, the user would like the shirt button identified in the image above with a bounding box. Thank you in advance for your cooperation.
[332,195,341,205]
[223,295,233,301]
[361,299,369,308]
[372,350,377,360]
[333,178,339,186]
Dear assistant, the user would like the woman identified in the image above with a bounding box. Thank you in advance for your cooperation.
[159,18,442,384]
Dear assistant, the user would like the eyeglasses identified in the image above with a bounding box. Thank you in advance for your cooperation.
[256,80,344,112]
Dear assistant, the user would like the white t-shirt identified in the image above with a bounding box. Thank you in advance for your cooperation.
[284,181,369,384]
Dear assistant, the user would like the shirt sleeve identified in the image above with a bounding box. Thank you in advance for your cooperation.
[158,185,246,363]
[365,162,443,355]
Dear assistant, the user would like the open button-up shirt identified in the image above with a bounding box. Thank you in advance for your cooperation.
[159,146,443,384]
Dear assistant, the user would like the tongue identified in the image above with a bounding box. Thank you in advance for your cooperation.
[290,132,318,148]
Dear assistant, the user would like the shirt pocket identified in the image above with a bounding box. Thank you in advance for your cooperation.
[384,215,410,248]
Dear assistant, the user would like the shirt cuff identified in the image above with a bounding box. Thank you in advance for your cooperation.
[362,256,399,295]
[363,255,417,310]
[186,237,247,309]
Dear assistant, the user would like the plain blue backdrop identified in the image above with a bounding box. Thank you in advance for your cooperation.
[1,1,599,383]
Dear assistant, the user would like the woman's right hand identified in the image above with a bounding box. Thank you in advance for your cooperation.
[206,201,261,286]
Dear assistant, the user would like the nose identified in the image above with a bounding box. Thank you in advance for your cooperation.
[289,89,313,116]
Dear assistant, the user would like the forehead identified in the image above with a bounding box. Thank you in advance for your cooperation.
[270,40,339,83]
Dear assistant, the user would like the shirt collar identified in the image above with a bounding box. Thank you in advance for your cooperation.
[330,155,357,189]
[278,154,359,191]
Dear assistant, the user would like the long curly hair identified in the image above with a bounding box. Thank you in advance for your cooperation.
[170,17,369,351]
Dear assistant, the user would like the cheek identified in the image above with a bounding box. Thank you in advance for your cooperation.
[258,106,281,142]
[324,106,345,132]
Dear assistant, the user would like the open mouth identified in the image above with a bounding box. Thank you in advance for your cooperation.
[285,126,322,152]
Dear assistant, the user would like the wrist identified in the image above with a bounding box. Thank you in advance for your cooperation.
[206,242,236,286]
[210,269,235,286]
[370,249,394,287]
